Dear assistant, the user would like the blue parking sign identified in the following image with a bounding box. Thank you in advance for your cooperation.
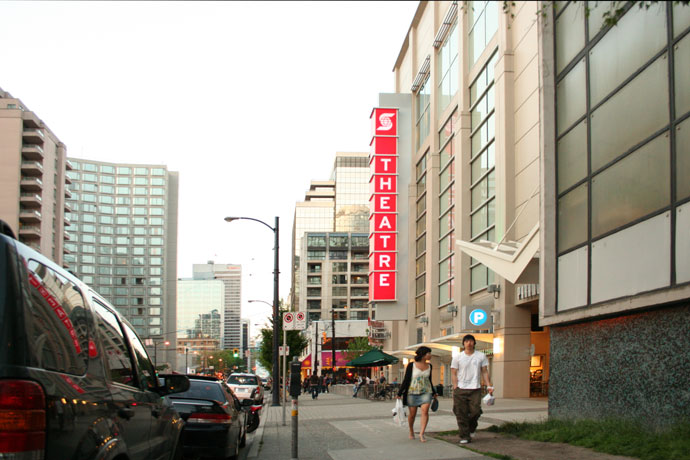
[469,309,487,326]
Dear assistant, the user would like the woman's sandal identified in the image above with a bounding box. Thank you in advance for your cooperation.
[419,433,427,443]
[409,432,415,440]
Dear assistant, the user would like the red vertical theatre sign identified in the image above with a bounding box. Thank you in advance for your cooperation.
[369,108,398,301]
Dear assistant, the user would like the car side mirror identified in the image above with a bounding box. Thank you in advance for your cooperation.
[158,374,190,395]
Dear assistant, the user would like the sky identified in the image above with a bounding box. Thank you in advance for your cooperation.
[0,1,419,335]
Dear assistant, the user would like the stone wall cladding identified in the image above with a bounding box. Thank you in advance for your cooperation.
[549,303,690,424]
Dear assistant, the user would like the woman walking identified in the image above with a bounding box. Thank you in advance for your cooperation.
[396,346,437,442]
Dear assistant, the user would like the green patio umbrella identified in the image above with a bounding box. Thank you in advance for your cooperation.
[346,349,399,367]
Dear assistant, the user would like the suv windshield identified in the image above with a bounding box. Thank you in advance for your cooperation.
[227,375,258,385]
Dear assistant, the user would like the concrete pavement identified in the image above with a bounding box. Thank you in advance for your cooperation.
[247,389,548,460]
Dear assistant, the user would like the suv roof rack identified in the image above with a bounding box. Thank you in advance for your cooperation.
[0,220,16,239]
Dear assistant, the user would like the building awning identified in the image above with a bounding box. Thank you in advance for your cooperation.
[300,351,351,369]
[456,223,539,284]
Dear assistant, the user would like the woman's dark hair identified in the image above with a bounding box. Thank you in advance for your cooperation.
[414,346,432,362]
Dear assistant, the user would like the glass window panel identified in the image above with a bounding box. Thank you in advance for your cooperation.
[674,2,690,38]
[588,0,614,39]
[471,207,488,238]
[591,56,669,171]
[440,187,454,213]
[676,33,690,118]
[589,4,667,106]
[471,265,488,291]
[677,118,690,200]
[439,232,453,259]
[557,59,586,135]
[440,208,454,234]
[592,133,670,237]
[469,4,486,66]
[440,160,454,191]
[416,236,426,256]
[557,120,588,192]
[488,199,495,227]
[415,274,425,295]
[416,255,426,276]
[556,1,585,73]
[472,176,488,209]
[485,0,498,40]
[558,183,588,252]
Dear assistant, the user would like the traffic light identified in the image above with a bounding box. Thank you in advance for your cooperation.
[232,348,239,358]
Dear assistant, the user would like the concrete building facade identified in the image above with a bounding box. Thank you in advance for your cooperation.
[0,88,70,265]
[63,158,179,367]
[378,0,689,421]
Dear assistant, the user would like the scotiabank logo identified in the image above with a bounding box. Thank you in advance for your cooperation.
[369,107,399,302]
[377,112,395,131]
[372,108,397,136]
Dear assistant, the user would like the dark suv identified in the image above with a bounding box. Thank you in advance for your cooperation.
[0,222,190,460]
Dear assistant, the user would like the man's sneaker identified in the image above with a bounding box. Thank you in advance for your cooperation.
[459,439,469,444]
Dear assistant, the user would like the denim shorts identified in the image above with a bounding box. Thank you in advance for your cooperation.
[407,392,432,407]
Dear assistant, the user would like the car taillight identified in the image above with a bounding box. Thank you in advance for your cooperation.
[0,380,46,457]
[188,412,232,425]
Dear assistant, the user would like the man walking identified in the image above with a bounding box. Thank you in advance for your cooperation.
[451,334,493,444]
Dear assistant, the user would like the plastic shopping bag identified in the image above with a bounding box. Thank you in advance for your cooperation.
[392,398,407,426]
[482,392,495,406]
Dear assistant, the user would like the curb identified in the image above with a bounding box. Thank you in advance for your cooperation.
[246,403,269,458]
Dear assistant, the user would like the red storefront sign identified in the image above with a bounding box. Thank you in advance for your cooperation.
[369,107,399,302]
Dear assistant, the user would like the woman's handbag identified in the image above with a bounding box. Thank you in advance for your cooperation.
[430,397,439,412]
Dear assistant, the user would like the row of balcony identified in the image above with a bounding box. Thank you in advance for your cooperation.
[21,160,43,176]
[21,144,44,161]
[22,128,45,145]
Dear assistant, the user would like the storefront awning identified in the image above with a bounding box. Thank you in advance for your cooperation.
[300,351,351,369]
[456,223,539,284]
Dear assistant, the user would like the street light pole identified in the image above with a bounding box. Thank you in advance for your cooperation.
[226,216,280,406]
[185,347,189,373]
[332,310,336,380]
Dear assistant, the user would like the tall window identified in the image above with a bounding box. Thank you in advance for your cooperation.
[415,153,427,315]
[437,21,459,116]
[469,52,497,291]
[439,112,458,306]
[468,1,498,67]
[555,2,689,306]
[416,74,431,151]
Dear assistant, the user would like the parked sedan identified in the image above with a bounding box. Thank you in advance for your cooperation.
[169,376,251,460]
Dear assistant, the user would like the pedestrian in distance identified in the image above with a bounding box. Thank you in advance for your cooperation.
[309,373,320,399]
[378,372,386,385]
[451,334,494,445]
[353,375,363,397]
[396,346,437,443]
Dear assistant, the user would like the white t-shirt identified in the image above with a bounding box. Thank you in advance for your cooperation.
[450,351,489,389]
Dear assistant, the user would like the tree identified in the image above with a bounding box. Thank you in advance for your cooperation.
[257,301,309,378]
[204,349,246,373]
[345,336,376,363]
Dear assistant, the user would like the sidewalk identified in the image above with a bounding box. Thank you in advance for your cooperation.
[249,390,548,460]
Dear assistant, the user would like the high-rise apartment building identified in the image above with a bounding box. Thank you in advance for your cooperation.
[64,158,179,367]
[0,88,70,264]
[193,263,242,349]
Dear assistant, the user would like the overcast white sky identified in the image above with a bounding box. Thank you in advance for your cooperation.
[1,1,419,332]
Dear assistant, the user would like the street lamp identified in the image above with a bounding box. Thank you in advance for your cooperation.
[225,215,280,406]
[185,347,189,373]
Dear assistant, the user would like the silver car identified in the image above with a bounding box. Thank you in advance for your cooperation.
[227,373,264,404]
